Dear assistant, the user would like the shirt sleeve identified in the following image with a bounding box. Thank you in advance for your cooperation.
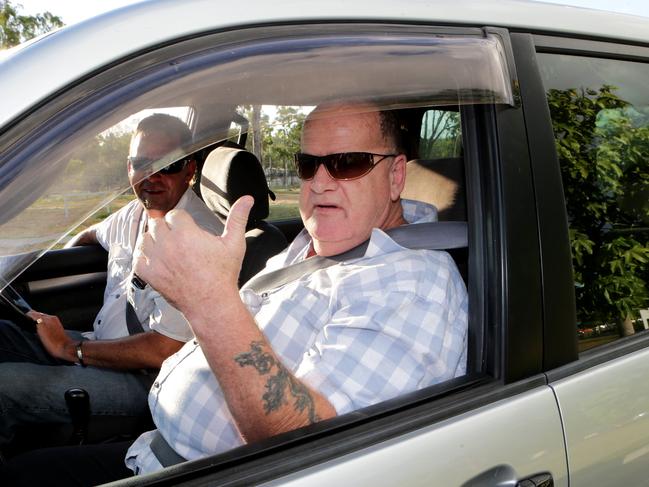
[297,250,468,415]
[94,199,137,251]
[147,291,194,342]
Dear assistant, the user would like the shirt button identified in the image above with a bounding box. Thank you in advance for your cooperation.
[193,339,198,345]
[153,382,160,388]
[115,294,119,299]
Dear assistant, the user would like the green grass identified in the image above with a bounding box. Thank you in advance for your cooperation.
[2,186,299,255]
[268,187,300,220]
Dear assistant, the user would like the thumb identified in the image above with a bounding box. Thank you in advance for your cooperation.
[222,195,254,244]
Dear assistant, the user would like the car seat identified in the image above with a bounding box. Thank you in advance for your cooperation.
[402,157,467,283]
[200,146,288,286]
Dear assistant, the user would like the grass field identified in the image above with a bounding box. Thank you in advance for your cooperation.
[2,187,300,255]
[268,187,301,220]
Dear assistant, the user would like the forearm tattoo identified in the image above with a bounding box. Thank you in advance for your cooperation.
[235,341,319,424]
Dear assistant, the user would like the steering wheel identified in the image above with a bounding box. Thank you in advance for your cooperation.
[0,283,36,330]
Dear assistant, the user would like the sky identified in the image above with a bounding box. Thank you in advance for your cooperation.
[12,0,649,25]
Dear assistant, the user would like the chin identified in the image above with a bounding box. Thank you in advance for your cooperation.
[306,220,347,243]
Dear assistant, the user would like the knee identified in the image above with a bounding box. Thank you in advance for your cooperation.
[0,363,62,413]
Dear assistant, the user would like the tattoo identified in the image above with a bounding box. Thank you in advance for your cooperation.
[235,341,319,424]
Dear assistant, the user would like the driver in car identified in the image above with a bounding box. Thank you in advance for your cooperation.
[2,102,467,485]
[0,114,223,451]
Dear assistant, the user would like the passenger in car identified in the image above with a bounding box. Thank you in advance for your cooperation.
[1,103,467,485]
[0,114,223,452]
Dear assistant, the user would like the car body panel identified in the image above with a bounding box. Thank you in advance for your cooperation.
[261,386,568,487]
[2,0,649,129]
[552,347,649,487]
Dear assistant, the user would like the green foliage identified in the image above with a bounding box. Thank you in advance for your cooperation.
[242,105,305,188]
[262,106,305,176]
[51,132,132,193]
[419,110,461,159]
[547,85,649,324]
[0,0,64,49]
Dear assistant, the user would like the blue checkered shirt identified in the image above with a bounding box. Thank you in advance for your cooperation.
[126,199,468,474]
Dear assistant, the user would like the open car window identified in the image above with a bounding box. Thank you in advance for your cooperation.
[0,25,514,290]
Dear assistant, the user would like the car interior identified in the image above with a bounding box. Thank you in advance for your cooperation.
[0,26,517,466]
[0,102,471,459]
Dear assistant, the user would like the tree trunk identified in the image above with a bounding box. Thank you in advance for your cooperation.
[252,105,262,162]
[620,314,636,337]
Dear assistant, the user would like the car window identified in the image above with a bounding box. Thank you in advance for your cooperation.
[537,53,649,352]
[401,108,466,222]
[240,105,307,221]
[419,109,462,159]
[0,27,516,425]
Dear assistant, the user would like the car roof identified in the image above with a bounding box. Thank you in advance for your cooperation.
[1,0,648,129]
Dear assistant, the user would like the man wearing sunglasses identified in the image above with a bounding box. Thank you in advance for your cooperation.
[1,103,466,484]
[115,102,468,476]
[0,113,223,452]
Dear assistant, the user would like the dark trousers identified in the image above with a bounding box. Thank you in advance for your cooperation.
[0,441,133,486]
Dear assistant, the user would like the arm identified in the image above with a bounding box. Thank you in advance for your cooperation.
[26,311,183,369]
[64,224,99,248]
[134,197,336,443]
[185,289,336,441]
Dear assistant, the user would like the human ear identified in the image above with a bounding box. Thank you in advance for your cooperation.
[390,154,407,201]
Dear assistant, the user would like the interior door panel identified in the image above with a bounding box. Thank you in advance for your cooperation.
[14,245,108,331]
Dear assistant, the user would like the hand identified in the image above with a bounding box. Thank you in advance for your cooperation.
[134,195,254,318]
[27,310,75,361]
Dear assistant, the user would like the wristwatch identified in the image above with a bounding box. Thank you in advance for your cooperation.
[75,341,87,367]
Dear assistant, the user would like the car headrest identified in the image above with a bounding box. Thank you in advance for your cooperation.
[200,146,276,230]
[402,157,466,221]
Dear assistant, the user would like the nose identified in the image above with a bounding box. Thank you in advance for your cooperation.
[143,170,164,183]
[308,163,337,193]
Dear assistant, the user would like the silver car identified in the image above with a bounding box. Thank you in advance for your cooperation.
[0,0,648,485]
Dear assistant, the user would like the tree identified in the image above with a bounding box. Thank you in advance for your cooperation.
[420,110,461,158]
[547,85,649,334]
[262,106,306,188]
[0,0,64,49]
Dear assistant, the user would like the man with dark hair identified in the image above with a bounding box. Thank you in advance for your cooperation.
[0,113,223,449]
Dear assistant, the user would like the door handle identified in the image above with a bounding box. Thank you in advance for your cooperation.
[517,472,553,487]
[461,465,553,487]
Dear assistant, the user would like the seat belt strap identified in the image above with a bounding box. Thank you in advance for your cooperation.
[124,206,146,336]
[125,300,145,335]
[150,430,187,467]
[242,221,467,295]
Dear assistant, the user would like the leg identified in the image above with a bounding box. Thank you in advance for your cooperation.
[0,362,153,446]
[0,441,133,487]
[0,319,67,365]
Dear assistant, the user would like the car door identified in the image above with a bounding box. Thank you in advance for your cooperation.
[527,34,649,487]
[0,16,580,487]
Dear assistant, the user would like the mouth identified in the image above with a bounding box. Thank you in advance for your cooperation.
[313,203,341,213]
[141,188,165,195]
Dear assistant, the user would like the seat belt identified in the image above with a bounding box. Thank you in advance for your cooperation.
[242,221,467,294]
[150,220,467,468]
[125,206,146,335]
[151,431,188,467]
[125,300,145,335]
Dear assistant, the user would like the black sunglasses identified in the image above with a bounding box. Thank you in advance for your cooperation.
[294,152,397,181]
[127,156,191,175]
